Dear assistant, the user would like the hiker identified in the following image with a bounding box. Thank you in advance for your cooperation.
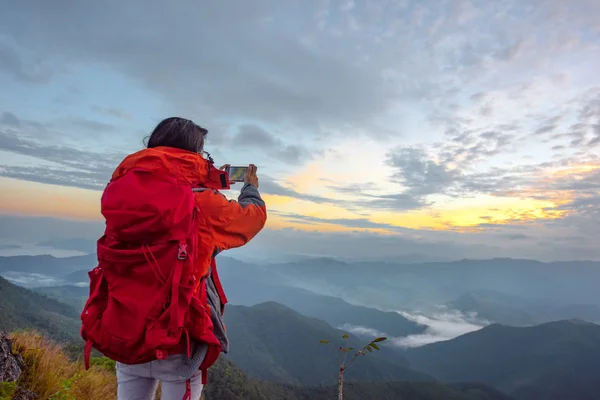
[80,117,267,400]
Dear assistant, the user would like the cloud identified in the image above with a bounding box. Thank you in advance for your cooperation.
[1,0,600,260]
[0,128,121,189]
[386,147,460,201]
[0,271,64,288]
[4,0,597,138]
[0,126,336,205]
[67,117,118,133]
[391,309,489,348]
[270,211,414,232]
[0,1,405,134]
[0,111,20,127]
[338,324,387,339]
[0,40,55,83]
[338,308,489,349]
[259,178,336,204]
[90,106,132,121]
[232,124,312,165]
[3,213,600,262]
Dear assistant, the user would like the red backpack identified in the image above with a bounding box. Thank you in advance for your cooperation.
[81,168,223,387]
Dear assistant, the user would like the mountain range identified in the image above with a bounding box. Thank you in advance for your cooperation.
[0,254,96,276]
[3,254,600,310]
[448,290,600,326]
[0,275,510,399]
[3,253,600,399]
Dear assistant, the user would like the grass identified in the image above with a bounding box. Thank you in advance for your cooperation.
[7,330,207,400]
[9,330,117,400]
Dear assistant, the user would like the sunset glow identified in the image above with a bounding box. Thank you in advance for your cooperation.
[1,1,599,260]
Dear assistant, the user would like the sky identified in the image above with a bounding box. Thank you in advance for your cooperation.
[0,0,599,261]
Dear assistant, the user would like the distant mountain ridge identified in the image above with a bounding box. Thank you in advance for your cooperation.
[5,252,600,320]
[405,319,600,400]
[218,256,426,338]
[258,257,600,308]
[0,253,96,276]
[449,290,600,326]
[36,238,97,254]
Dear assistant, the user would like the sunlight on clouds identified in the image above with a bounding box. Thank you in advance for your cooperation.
[259,194,295,208]
[284,136,392,198]
[1,159,594,236]
[367,195,565,230]
[274,199,360,220]
[437,197,565,228]
[548,163,600,178]
[0,177,102,220]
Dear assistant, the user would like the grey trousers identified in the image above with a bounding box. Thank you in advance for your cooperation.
[116,355,204,400]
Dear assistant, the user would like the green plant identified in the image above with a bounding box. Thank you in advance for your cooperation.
[320,334,387,400]
[0,381,17,400]
[90,356,117,372]
[48,372,81,400]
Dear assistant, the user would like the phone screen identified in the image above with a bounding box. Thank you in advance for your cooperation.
[227,166,248,182]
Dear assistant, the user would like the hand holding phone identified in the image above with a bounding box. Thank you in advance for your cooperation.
[221,164,258,187]
[225,165,249,183]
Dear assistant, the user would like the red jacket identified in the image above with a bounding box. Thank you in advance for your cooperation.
[112,146,267,279]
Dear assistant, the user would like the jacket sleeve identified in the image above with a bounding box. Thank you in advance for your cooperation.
[196,183,267,252]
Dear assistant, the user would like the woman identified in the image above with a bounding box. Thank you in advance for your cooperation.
[81,117,267,400]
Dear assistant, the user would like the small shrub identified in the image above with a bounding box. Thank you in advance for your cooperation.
[9,331,117,400]
[90,356,116,372]
[320,334,387,400]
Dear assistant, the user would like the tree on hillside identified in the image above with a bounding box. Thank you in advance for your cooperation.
[320,334,387,400]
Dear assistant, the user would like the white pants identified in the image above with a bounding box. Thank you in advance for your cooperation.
[116,355,204,400]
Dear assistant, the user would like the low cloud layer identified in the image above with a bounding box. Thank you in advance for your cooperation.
[339,308,490,348]
[1,272,64,288]
[391,309,490,348]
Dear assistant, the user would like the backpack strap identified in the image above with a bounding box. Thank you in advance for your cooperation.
[83,340,93,370]
[182,379,192,400]
[210,258,228,315]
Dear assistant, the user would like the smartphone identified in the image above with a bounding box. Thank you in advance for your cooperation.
[226,166,248,183]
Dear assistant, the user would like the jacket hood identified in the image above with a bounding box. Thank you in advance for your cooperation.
[112,146,230,190]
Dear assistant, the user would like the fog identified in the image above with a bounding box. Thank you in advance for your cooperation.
[340,307,490,348]
[1,271,65,288]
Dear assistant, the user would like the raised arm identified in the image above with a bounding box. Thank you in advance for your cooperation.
[196,183,267,252]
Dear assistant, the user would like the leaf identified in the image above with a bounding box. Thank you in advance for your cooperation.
[320,340,330,344]
[372,337,387,343]
[342,334,349,339]
[366,346,373,352]
[347,348,354,351]
[371,343,380,350]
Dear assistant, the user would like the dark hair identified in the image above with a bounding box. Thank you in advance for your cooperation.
[146,117,208,153]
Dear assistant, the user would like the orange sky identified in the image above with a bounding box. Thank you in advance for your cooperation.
[1,161,592,234]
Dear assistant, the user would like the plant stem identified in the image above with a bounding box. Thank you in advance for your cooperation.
[338,367,344,400]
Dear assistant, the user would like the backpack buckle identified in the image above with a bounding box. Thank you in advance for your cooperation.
[178,243,188,260]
